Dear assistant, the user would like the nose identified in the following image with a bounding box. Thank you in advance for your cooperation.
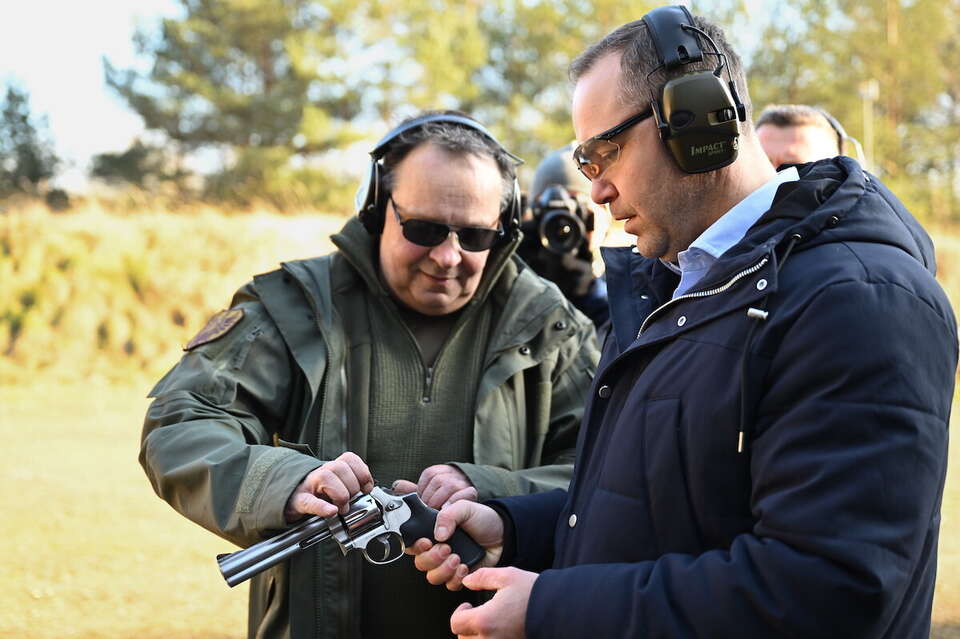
[591,178,618,206]
[428,233,463,270]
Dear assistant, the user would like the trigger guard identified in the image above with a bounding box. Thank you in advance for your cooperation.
[362,532,405,565]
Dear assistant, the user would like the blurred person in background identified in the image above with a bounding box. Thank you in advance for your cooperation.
[517,143,611,328]
[755,103,848,167]
[407,7,956,639]
[139,111,598,638]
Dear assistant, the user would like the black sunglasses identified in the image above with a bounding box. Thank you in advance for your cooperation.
[573,108,654,180]
[389,196,503,252]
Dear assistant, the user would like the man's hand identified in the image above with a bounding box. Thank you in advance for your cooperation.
[392,464,478,509]
[449,567,537,638]
[407,500,504,590]
[284,452,373,521]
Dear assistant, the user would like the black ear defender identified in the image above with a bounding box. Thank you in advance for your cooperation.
[355,113,523,239]
[642,5,746,173]
[813,107,847,155]
[812,106,867,167]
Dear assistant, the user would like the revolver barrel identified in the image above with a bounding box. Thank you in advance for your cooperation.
[217,494,380,587]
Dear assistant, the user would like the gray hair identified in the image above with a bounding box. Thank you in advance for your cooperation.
[380,110,516,212]
[569,14,753,123]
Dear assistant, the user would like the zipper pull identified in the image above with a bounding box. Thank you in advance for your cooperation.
[423,367,433,403]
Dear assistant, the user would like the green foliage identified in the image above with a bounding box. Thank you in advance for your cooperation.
[97,0,960,221]
[359,0,657,160]
[203,146,357,211]
[745,0,960,222]
[105,0,364,152]
[103,0,367,211]
[102,0,661,204]
[0,205,345,384]
[91,139,187,190]
[0,84,60,198]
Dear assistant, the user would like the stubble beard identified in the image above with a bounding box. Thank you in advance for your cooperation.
[639,166,715,262]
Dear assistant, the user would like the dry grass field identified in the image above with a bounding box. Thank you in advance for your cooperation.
[1,208,959,637]
[0,382,247,639]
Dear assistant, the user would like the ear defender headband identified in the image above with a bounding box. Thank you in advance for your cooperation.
[812,107,847,155]
[355,113,524,240]
[642,5,747,173]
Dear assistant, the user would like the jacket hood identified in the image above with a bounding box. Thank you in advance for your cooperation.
[601,156,936,351]
[730,156,936,274]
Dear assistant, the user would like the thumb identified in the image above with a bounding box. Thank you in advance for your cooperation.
[461,567,509,591]
[391,479,418,494]
[434,500,474,541]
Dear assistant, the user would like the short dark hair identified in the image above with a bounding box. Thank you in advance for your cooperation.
[569,13,753,123]
[755,104,843,154]
[380,110,516,212]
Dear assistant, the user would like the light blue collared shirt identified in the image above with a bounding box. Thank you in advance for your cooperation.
[666,167,799,299]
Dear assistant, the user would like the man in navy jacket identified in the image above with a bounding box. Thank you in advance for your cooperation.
[410,7,957,639]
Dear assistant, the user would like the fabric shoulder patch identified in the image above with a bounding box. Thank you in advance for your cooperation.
[184,308,245,351]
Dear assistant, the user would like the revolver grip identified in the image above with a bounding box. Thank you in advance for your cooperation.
[398,494,485,567]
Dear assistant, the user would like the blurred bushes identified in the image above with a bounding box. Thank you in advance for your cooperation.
[2,202,959,388]
[0,203,344,385]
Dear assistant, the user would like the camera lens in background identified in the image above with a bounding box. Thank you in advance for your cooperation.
[540,208,586,254]
[534,184,587,254]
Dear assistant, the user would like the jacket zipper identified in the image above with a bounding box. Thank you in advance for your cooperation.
[423,366,434,403]
[637,256,769,338]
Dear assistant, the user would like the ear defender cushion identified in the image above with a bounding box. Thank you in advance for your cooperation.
[661,73,740,173]
[357,159,385,235]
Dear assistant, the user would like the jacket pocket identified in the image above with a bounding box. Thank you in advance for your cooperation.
[596,397,701,552]
[642,397,702,553]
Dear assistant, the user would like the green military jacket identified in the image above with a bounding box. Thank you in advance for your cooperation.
[140,218,599,638]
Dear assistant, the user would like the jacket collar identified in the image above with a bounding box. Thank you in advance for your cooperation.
[601,156,934,354]
[279,218,572,352]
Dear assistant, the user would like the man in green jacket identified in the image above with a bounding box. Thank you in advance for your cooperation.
[139,111,599,638]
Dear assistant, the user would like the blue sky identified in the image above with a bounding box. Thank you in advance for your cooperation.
[0,0,181,189]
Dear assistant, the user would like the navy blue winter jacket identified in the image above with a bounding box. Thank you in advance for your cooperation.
[492,158,957,638]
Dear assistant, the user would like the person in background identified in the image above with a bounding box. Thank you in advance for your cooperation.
[139,110,599,638]
[755,103,847,167]
[517,143,610,328]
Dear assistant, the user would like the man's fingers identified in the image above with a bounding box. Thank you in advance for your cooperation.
[417,464,444,494]
[294,492,338,517]
[326,460,362,499]
[337,452,374,492]
[310,468,349,506]
[424,482,459,509]
[403,537,433,556]
[450,601,482,636]
[447,562,470,591]
[420,474,449,506]
[427,553,464,587]
[462,567,511,591]
[414,542,451,573]
[392,479,418,494]
[434,501,472,541]
[444,486,478,508]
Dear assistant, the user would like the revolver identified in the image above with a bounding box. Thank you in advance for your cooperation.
[216,486,485,587]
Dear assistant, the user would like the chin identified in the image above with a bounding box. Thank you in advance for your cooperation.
[409,295,459,316]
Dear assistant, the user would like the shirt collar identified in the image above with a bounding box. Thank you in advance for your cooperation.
[662,166,799,299]
[686,166,799,261]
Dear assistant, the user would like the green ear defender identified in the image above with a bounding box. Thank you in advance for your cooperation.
[643,5,746,173]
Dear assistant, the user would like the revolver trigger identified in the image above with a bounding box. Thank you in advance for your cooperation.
[362,533,404,565]
[368,536,392,562]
